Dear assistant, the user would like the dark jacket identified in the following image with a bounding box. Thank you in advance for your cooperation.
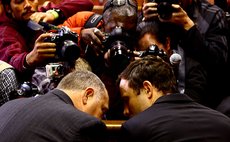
[0,89,107,142]
[120,94,230,142]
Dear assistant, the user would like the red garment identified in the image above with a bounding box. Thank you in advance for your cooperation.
[0,0,94,75]
[59,11,103,46]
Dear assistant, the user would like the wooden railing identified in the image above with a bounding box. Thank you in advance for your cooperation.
[103,120,125,142]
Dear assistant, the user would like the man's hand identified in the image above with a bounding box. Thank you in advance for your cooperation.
[142,3,194,31]
[80,28,105,55]
[26,33,56,67]
[30,11,57,23]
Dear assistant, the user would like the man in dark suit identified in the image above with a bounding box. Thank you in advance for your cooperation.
[118,56,230,142]
[0,70,109,142]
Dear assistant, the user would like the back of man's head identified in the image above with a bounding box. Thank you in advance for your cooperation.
[57,70,106,98]
[119,55,178,95]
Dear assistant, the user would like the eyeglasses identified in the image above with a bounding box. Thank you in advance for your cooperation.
[103,0,138,12]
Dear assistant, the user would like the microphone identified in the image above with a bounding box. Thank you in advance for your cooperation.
[169,51,182,66]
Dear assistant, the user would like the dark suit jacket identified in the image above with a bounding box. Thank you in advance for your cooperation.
[0,89,108,142]
[120,94,230,142]
[179,56,208,104]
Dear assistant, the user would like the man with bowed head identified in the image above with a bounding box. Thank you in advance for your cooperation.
[118,56,230,142]
[0,70,109,142]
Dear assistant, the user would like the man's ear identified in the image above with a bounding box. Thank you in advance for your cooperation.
[82,87,94,105]
[143,80,153,99]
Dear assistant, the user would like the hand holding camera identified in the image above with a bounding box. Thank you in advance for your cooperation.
[26,21,80,68]
[43,25,80,62]
[26,32,56,67]
[142,0,195,30]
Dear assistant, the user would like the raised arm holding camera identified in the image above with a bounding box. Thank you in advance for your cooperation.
[141,0,229,109]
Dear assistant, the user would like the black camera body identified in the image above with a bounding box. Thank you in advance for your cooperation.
[9,82,39,100]
[44,26,80,62]
[152,0,179,20]
[102,26,134,74]
[138,44,168,60]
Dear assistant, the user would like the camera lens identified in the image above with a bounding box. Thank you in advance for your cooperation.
[157,2,174,19]
[59,40,80,61]
[110,41,131,74]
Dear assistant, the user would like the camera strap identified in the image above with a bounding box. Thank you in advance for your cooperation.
[84,13,103,28]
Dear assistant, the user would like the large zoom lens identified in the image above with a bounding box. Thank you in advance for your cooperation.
[110,41,131,74]
[57,40,80,61]
[44,26,80,62]
[103,27,134,74]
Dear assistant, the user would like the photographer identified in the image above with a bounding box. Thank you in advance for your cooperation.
[141,0,229,109]
[135,20,208,105]
[0,0,93,83]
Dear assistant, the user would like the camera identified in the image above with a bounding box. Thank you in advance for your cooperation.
[35,21,81,62]
[102,26,135,74]
[152,0,179,20]
[138,44,168,60]
[44,26,80,61]
[46,63,65,81]
[9,82,40,100]
[27,21,80,62]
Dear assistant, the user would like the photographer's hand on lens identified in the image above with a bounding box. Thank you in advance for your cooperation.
[81,28,105,55]
[26,33,56,67]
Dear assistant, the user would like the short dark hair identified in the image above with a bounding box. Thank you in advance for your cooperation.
[118,55,178,95]
[137,21,169,46]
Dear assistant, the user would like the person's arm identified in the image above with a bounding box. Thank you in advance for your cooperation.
[181,8,228,67]
[0,26,29,72]
[39,0,94,22]
[0,25,56,72]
